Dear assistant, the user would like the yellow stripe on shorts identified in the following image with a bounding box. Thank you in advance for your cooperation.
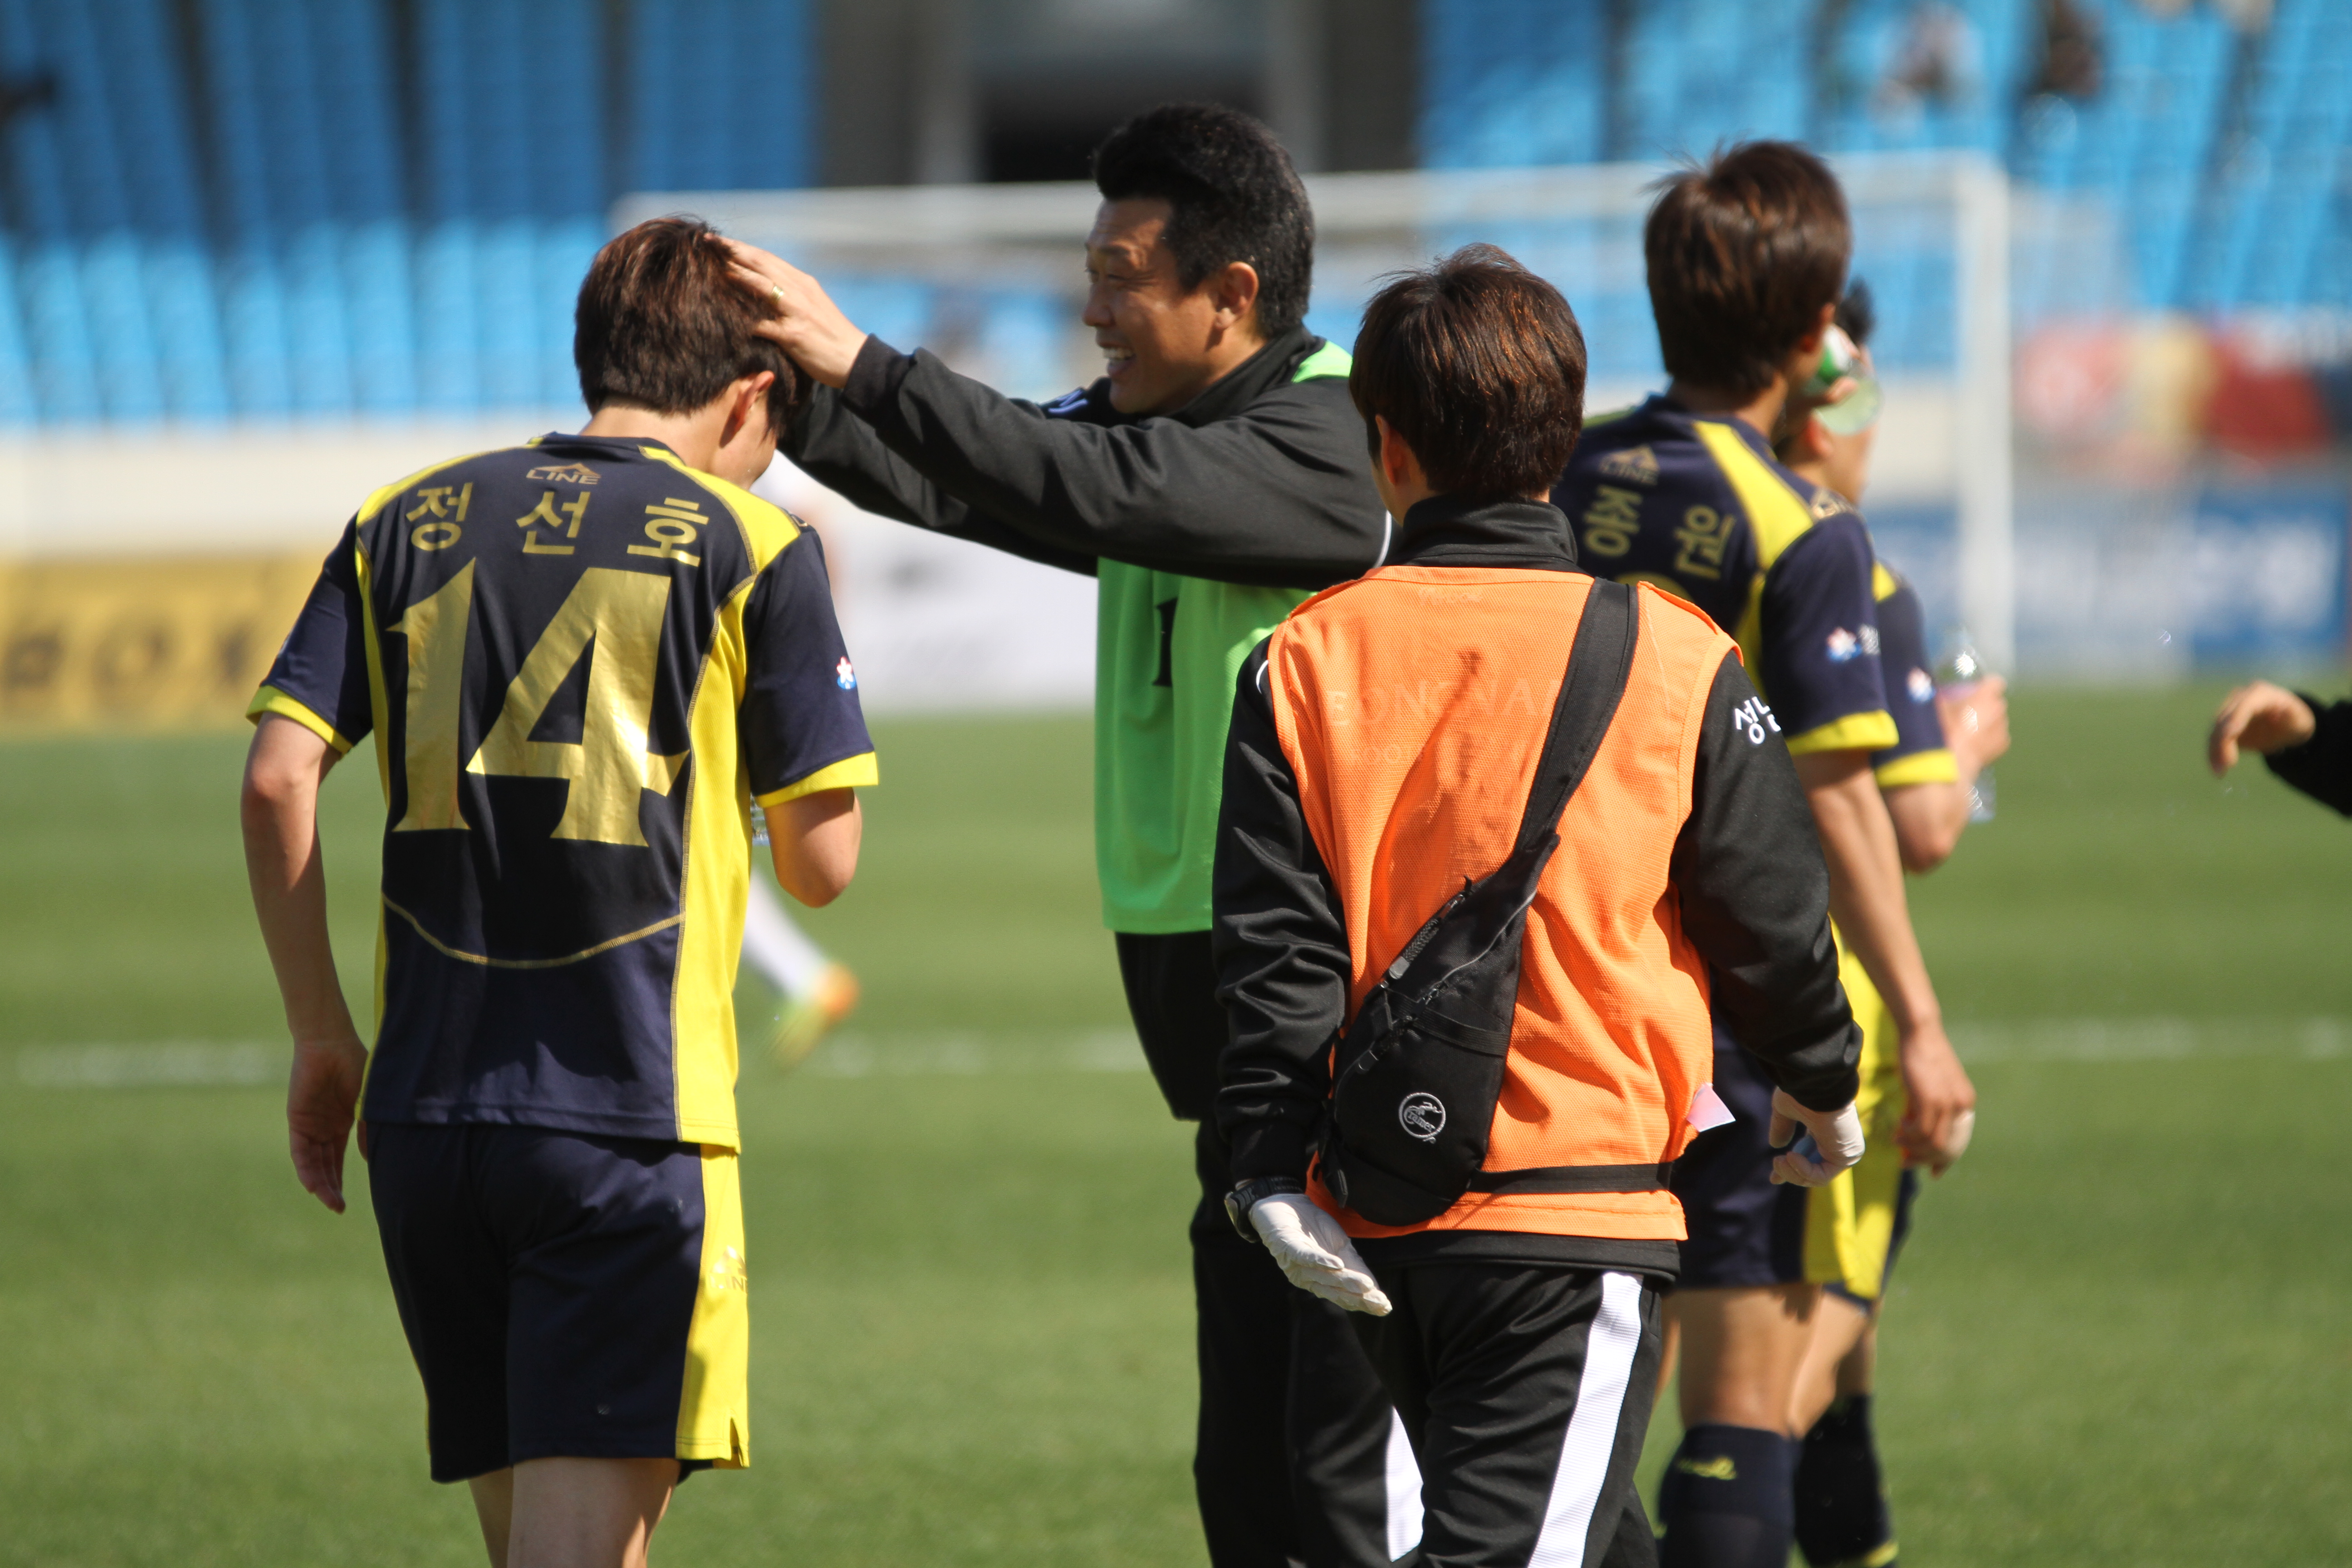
[676,1146,750,1467]
[1805,934,1910,1301]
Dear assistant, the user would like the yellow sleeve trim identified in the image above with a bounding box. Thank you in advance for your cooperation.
[246,686,355,753]
[1874,748,1959,789]
[756,751,878,807]
[1785,710,1900,756]
[1872,561,1898,601]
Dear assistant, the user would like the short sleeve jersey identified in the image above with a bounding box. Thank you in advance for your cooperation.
[250,434,876,1149]
[1553,397,1896,756]
[1868,570,1957,789]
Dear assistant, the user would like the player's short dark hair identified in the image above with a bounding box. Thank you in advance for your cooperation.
[1091,103,1313,336]
[1349,244,1586,501]
[1644,141,1851,399]
[575,216,804,431]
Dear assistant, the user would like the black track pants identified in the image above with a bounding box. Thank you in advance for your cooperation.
[1356,1261,1665,1568]
[1120,930,1398,1568]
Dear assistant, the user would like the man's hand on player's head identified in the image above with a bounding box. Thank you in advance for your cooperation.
[2208,680,2317,777]
[1895,1018,1975,1175]
[1937,672,2010,776]
[288,1036,368,1214]
[723,240,869,391]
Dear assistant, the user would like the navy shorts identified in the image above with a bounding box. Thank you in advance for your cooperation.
[1670,1028,1808,1290]
[366,1122,749,1483]
[1672,1028,1924,1300]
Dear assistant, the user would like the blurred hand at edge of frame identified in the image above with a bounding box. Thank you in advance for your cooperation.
[1249,1193,1393,1316]
[724,239,869,391]
[1767,1090,1866,1186]
[1937,672,2011,775]
[2208,680,2317,777]
[288,1037,368,1214]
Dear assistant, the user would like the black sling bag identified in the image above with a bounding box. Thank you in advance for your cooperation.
[1315,579,1643,1226]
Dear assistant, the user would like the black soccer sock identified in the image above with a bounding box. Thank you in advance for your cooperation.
[1656,1423,1797,1568]
[1795,1395,1897,1567]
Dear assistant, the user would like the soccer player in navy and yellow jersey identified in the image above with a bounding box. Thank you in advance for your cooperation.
[240,218,872,1568]
[1774,289,2008,1568]
[1553,143,1975,1568]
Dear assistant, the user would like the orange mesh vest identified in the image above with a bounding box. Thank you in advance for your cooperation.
[1263,568,1737,1242]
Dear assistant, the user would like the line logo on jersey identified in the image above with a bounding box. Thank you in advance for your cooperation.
[1598,445,1660,485]
[525,462,601,485]
[1732,696,1780,745]
[1041,388,1088,418]
[1825,625,1881,662]
[835,657,858,690]
[1398,1091,1446,1142]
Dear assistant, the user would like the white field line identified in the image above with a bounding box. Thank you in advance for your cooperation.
[15,1041,278,1088]
[805,1029,1147,1078]
[11,1018,2347,1090]
[1952,1016,2348,1063]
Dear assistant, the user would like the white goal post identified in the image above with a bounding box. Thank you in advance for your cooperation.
[620,152,2014,673]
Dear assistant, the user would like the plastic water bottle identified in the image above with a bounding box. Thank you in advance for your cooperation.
[1937,632,1997,823]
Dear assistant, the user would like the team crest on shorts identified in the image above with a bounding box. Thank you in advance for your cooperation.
[1908,667,1936,703]
[1398,1092,1446,1142]
[1826,628,1859,662]
[835,657,857,690]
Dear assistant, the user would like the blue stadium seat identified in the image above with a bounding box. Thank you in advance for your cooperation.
[539,220,604,412]
[1818,0,2037,157]
[414,222,482,413]
[1419,0,1608,168]
[624,0,814,194]
[1620,0,1812,160]
[0,237,33,426]
[2194,0,2352,310]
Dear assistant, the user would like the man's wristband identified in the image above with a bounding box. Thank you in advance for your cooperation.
[1224,1176,1306,1243]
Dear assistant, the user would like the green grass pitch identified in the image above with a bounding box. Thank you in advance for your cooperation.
[2,683,2348,1565]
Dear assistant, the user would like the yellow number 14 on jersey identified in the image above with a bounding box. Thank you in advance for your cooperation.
[391,563,686,848]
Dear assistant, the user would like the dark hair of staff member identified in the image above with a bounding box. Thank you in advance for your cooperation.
[1213,244,1863,1568]
[723,104,1399,1568]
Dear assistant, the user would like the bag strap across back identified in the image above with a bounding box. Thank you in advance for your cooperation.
[1514,578,1641,849]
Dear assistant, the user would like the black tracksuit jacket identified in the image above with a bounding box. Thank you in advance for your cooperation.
[2268,696,2352,814]
[783,326,1388,585]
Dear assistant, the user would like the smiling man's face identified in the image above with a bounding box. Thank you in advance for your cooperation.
[1082,198,1260,416]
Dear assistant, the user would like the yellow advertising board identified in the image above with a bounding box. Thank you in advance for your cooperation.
[0,554,322,733]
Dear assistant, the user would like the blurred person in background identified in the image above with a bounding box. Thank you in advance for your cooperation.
[1771,280,2008,1568]
[1213,244,1865,1568]
[240,218,872,1568]
[723,103,1400,1568]
[740,822,861,1068]
[2208,682,2352,810]
[1552,142,1975,1568]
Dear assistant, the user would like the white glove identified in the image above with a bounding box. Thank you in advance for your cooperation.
[1767,1089,1865,1186]
[1248,1193,1393,1316]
